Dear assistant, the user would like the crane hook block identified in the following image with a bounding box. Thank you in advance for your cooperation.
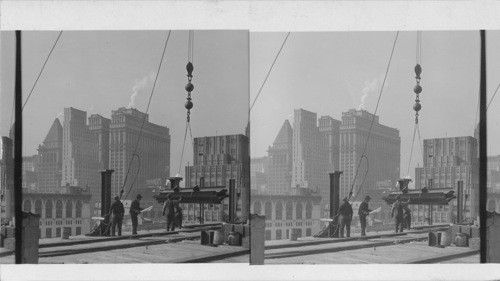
[185,82,194,92]
[185,100,194,110]
[186,62,194,77]
[414,64,422,76]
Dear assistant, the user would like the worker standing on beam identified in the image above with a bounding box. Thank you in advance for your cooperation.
[391,195,405,233]
[130,194,144,235]
[403,200,412,230]
[163,194,182,231]
[358,195,372,237]
[339,197,353,238]
[110,196,125,236]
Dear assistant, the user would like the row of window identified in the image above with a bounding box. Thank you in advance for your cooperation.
[265,228,312,240]
[45,227,82,238]
[23,199,83,219]
[253,201,313,220]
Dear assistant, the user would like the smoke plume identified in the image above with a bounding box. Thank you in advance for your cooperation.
[357,77,382,111]
[127,71,156,109]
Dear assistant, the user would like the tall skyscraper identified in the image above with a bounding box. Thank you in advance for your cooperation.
[266,120,293,195]
[291,109,330,214]
[319,116,341,173]
[61,107,100,194]
[109,107,171,198]
[37,118,63,191]
[414,136,479,222]
[185,134,250,221]
[339,109,400,200]
[88,114,111,170]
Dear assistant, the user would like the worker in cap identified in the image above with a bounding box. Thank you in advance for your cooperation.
[129,194,144,235]
[163,194,183,231]
[358,195,372,236]
[391,194,405,233]
[110,196,125,236]
[338,197,353,238]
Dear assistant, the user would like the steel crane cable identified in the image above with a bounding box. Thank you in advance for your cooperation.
[121,30,172,200]
[250,32,291,112]
[348,31,400,203]
[21,31,64,111]
[179,30,196,175]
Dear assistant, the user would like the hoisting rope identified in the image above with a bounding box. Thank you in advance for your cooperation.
[121,30,172,200]
[347,31,400,203]
[406,31,425,180]
[179,30,195,175]
[250,32,291,112]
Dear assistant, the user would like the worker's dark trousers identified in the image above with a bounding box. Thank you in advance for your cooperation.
[131,215,138,235]
[395,216,404,233]
[405,215,411,230]
[166,215,175,231]
[360,216,367,236]
[339,216,351,238]
[111,215,123,236]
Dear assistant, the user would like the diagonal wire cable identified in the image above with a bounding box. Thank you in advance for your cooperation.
[22,31,63,111]
[122,30,172,200]
[487,81,500,110]
[250,32,290,111]
[350,31,399,202]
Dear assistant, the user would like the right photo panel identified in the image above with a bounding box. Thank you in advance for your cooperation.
[250,31,500,264]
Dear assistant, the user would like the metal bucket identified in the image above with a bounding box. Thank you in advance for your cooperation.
[213,230,224,245]
[455,233,468,247]
[440,231,451,246]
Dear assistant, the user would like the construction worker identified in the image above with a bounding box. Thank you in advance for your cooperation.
[403,201,412,230]
[358,195,372,236]
[129,194,144,235]
[391,195,405,233]
[110,196,125,236]
[338,197,353,238]
[175,203,183,229]
[163,194,182,231]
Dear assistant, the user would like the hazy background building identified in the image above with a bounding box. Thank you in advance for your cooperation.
[185,134,250,222]
[250,156,268,191]
[109,107,171,198]
[88,114,111,171]
[266,120,293,195]
[61,107,100,203]
[36,119,63,192]
[414,136,479,224]
[319,116,341,173]
[339,109,400,200]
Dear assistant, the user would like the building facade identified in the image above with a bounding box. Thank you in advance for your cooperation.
[291,109,330,220]
[266,120,293,195]
[339,109,400,200]
[185,134,250,222]
[108,107,171,198]
[414,136,479,224]
[88,114,111,171]
[251,188,322,240]
[251,156,268,191]
[21,186,92,238]
[61,107,100,217]
[37,118,63,192]
[319,115,341,173]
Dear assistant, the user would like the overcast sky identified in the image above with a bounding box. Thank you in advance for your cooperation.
[0,30,249,177]
[250,31,500,180]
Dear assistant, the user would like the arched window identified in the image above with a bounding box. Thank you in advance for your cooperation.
[75,200,82,218]
[254,201,262,215]
[66,201,73,218]
[45,200,53,219]
[23,200,32,212]
[264,201,272,221]
[286,201,293,220]
[34,200,42,216]
[56,200,63,218]
[296,202,303,220]
[306,201,312,219]
[275,201,283,220]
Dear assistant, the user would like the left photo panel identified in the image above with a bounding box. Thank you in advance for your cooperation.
[0,30,250,264]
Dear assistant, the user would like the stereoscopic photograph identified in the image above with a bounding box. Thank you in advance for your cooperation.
[0,30,250,264]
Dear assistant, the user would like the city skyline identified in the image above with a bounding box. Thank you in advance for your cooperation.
[250,31,500,182]
[0,30,249,181]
